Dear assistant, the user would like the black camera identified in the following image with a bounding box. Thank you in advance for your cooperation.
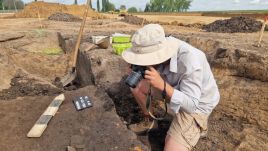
[125,65,147,88]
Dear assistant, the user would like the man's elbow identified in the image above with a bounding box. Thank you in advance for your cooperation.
[181,98,198,114]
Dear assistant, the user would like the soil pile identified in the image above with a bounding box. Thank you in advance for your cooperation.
[16,2,100,18]
[48,12,82,22]
[122,15,149,25]
[203,16,262,33]
[0,72,62,100]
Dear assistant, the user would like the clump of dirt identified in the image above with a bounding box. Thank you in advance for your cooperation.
[0,72,62,100]
[15,2,100,18]
[107,77,144,124]
[122,15,149,25]
[48,12,82,22]
[203,16,263,33]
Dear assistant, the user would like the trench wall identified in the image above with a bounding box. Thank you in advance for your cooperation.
[75,35,268,131]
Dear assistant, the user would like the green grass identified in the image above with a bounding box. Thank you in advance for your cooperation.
[33,29,47,38]
[42,47,63,55]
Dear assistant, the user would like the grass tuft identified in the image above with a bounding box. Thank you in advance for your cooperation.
[42,47,62,55]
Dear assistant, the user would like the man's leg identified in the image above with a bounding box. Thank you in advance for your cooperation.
[165,111,203,151]
[164,135,188,151]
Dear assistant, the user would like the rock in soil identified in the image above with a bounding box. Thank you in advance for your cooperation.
[76,48,129,88]
[203,16,263,33]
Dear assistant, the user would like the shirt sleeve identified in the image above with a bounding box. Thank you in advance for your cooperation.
[170,67,203,114]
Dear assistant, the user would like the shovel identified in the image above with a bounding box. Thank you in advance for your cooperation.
[61,0,90,87]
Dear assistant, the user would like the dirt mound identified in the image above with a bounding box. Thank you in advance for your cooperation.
[0,72,62,100]
[48,12,82,22]
[16,2,100,18]
[203,16,262,33]
[122,15,149,25]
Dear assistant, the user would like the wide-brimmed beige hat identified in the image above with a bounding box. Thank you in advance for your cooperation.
[122,24,179,66]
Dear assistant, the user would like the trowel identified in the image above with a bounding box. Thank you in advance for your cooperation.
[61,0,90,87]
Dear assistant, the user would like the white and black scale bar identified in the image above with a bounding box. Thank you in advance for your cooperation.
[27,94,65,138]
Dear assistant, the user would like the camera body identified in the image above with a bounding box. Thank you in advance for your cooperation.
[125,65,147,88]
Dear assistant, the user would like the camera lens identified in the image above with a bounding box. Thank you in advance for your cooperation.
[125,71,143,88]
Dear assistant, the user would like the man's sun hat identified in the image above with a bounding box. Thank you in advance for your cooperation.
[122,24,180,66]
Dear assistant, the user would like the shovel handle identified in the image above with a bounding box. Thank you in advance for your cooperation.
[72,0,91,67]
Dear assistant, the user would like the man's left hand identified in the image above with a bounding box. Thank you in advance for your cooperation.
[144,66,164,91]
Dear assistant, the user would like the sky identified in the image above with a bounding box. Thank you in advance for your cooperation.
[22,0,268,11]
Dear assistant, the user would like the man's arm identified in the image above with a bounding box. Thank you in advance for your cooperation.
[168,68,202,113]
[145,66,202,114]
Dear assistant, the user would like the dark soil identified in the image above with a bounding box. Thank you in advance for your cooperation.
[203,16,263,33]
[0,86,147,151]
[106,77,173,151]
[106,76,144,124]
[48,12,82,22]
[0,73,62,100]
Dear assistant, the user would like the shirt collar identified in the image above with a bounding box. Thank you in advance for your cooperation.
[160,49,178,75]
[159,37,182,75]
[167,39,182,74]
[169,51,178,73]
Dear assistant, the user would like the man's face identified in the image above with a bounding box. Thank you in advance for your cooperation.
[148,59,170,69]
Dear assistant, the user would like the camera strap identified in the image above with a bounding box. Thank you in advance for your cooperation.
[146,85,168,121]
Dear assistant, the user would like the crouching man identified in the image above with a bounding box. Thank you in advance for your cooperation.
[122,24,220,151]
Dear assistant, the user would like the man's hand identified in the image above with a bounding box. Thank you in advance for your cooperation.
[144,66,164,91]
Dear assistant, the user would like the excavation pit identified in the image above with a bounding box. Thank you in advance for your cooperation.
[68,31,268,150]
[0,17,267,150]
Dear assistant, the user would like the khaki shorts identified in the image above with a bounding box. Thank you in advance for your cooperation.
[150,87,209,149]
[148,84,209,150]
[167,111,209,150]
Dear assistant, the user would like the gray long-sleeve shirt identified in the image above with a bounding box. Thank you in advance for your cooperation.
[159,37,220,115]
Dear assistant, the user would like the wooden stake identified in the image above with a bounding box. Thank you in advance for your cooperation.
[37,6,43,29]
[141,18,145,27]
[257,17,267,47]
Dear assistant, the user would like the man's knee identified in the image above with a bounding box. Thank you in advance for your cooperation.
[130,87,140,97]
[164,135,189,151]
[130,80,149,96]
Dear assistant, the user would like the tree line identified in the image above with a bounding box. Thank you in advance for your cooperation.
[0,0,192,12]
[1,0,24,10]
[96,0,191,12]
[145,0,191,12]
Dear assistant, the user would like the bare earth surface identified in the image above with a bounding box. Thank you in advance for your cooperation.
[0,17,267,151]
[136,15,228,25]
